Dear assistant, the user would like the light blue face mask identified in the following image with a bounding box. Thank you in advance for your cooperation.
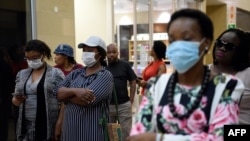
[166,40,206,74]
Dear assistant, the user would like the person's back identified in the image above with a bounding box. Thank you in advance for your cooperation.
[138,41,167,95]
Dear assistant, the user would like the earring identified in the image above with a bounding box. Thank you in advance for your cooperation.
[204,46,209,53]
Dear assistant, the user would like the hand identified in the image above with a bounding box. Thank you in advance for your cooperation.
[137,80,147,88]
[74,88,96,104]
[126,133,156,141]
[12,95,26,106]
[54,118,62,140]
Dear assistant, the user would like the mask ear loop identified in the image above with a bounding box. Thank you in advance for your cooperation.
[199,38,209,59]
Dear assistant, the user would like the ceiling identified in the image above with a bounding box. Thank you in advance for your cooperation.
[114,0,227,13]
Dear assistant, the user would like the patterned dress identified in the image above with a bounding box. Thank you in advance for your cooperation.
[130,73,244,141]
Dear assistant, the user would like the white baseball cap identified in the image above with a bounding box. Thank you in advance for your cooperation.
[78,36,106,51]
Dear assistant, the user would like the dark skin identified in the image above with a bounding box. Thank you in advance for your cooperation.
[107,44,136,104]
[54,53,75,71]
[137,45,167,88]
[126,17,213,141]
[212,31,239,75]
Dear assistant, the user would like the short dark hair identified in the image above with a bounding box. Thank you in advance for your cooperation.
[213,28,249,71]
[167,8,214,40]
[25,39,52,60]
[153,41,166,59]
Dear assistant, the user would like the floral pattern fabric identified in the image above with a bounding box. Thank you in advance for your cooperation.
[130,73,244,141]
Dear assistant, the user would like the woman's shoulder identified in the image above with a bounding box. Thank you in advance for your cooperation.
[17,67,32,75]
[236,67,250,77]
[148,73,172,87]
[212,73,244,102]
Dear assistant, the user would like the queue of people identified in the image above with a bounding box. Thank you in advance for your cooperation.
[1,8,250,141]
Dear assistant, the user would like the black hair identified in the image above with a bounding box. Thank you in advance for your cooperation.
[68,56,77,64]
[167,8,214,40]
[153,41,166,59]
[25,39,52,60]
[97,46,107,66]
[59,53,77,64]
[212,28,249,71]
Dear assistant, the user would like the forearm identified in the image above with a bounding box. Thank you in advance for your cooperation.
[129,82,136,103]
[69,97,87,106]
[57,87,76,100]
[57,104,65,122]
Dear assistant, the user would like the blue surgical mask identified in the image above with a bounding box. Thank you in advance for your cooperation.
[166,40,206,73]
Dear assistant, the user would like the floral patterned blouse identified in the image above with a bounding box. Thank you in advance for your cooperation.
[130,73,244,141]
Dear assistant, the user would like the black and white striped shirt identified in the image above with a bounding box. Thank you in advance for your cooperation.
[54,67,113,141]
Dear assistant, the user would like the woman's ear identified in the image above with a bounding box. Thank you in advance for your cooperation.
[203,38,212,53]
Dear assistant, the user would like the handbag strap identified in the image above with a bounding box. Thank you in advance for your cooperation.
[112,85,120,123]
[99,100,110,141]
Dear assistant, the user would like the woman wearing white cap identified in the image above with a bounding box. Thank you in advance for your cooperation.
[54,36,113,141]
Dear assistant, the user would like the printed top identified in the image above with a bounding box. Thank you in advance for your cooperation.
[131,73,244,141]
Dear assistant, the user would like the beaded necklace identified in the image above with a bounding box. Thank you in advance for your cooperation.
[168,66,210,119]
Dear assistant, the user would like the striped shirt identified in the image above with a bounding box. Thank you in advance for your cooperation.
[54,67,113,141]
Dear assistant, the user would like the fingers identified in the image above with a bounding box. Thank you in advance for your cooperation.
[80,89,95,104]
[12,96,26,106]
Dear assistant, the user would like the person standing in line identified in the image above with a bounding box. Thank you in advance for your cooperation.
[127,8,244,141]
[53,44,83,76]
[137,41,167,95]
[106,43,137,141]
[54,36,113,141]
[210,28,250,124]
[53,44,83,140]
[12,39,65,141]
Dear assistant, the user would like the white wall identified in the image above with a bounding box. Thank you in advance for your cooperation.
[74,0,113,64]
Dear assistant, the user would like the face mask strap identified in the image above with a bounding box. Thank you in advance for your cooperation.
[198,38,208,60]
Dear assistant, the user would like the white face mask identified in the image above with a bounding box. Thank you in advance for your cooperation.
[82,52,98,67]
[27,57,44,69]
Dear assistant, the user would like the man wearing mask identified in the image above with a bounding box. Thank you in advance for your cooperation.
[106,43,137,141]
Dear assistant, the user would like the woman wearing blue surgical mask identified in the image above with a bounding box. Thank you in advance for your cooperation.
[210,28,250,125]
[12,39,65,141]
[54,36,113,141]
[127,9,244,141]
